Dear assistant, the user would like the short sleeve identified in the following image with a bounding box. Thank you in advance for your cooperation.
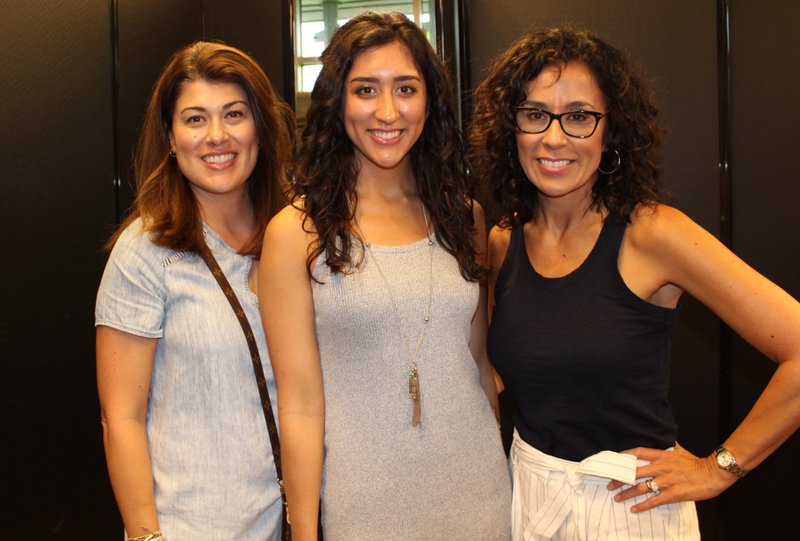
[95,220,169,338]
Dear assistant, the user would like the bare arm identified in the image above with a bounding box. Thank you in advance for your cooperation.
[614,204,800,511]
[96,325,159,538]
[467,202,500,420]
[487,225,512,394]
[258,205,324,540]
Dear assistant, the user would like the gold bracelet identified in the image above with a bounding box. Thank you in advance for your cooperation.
[127,529,165,541]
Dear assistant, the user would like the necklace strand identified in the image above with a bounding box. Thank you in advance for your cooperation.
[354,202,433,427]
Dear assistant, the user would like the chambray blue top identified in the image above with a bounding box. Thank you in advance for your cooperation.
[95,217,281,541]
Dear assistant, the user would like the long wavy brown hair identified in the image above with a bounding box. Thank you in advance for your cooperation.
[468,27,666,228]
[294,11,483,281]
[108,41,294,257]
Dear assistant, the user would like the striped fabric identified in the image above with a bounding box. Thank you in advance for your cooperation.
[510,432,700,541]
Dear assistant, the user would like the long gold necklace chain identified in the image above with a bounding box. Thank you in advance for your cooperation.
[354,202,433,427]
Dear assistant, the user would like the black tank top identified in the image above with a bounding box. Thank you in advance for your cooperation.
[488,219,679,461]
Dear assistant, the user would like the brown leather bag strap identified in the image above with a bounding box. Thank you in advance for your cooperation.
[197,242,291,539]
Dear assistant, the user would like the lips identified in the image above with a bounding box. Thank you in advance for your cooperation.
[202,152,236,165]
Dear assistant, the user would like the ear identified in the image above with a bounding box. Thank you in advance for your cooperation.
[168,132,176,153]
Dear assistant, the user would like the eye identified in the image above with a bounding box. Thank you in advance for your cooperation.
[565,111,590,122]
[186,115,205,125]
[525,109,547,121]
[397,85,417,95]
[354,86,376,96]
[226,109,247,120]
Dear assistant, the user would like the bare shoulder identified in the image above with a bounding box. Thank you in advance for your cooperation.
[260,203,319,276]
[264,202,316,249]
[628,203,692,241]
[626,203,715,258]
[488,225,512,274]
[267,202,310,234]
[488,225,512,253]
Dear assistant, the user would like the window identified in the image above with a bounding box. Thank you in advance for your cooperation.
[293,0,437,130]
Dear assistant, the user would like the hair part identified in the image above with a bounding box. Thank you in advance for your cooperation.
[468,27,666,228]
[107,40,294,257]
[293,11,484,281]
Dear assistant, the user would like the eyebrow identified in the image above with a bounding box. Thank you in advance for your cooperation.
[519,100,597,110]
[348,75,422,84]
[179,100,249,114]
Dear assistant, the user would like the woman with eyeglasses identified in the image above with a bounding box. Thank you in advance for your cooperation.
[469,28,800,540]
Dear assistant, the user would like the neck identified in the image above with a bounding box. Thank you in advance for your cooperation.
[354,158,417,201]
[195,192,256,251]
[534,200,603,237]
[535,184,602,232]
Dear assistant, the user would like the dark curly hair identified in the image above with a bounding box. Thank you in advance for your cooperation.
[295,11,482,280]
[468,27,665,228]
[109,41,294,257]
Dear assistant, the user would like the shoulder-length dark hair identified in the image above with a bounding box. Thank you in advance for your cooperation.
[295,11,482,280]
[468,27,665,228]
[109,40,294,256]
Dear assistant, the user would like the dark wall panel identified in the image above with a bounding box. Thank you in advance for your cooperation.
[467,0,721,536]
[0,0,118,537]
[115,0,204,217]
[726,1,800,539]
[206,0,288,100]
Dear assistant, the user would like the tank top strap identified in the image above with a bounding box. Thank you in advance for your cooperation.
[508,224,527,260]
[494,225,527,291]
[591,218,627,270]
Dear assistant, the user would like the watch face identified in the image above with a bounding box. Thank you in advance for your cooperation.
[717,449,734,467]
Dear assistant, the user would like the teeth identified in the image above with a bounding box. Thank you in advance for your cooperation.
[539,159,570,167]
[369,130,402,140]
[203,153,236,164]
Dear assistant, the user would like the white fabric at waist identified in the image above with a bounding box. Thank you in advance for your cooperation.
[511,431,639,485]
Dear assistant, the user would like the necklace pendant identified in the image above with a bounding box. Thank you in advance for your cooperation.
[409,367,421,427]
[408,367,419,400]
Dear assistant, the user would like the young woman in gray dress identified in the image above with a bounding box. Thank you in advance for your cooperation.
[259,12,511,541]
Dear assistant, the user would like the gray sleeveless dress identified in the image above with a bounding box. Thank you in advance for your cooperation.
[312,237,512,540]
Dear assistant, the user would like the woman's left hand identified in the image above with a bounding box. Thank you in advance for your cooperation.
[607,443,739,512]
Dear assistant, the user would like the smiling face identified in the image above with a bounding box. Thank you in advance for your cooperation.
[342,41,427,177]
[169,80,259,206]
[515,61,607,205]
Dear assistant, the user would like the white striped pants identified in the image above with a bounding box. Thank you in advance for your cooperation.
[510,431,700,541]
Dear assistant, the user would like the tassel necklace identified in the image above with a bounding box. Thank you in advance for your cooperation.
[354,202,433,427]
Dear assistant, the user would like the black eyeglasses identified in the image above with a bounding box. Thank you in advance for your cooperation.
[514,107,606,138]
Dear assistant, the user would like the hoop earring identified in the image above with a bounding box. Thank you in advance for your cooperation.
[598,148,621,175]
[169,149,176,158]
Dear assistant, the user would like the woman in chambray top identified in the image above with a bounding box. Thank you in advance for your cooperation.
[95,41,293,541]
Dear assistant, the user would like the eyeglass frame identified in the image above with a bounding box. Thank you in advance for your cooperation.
[513,107,606,139]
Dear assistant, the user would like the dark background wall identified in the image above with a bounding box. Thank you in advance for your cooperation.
[0,1,796,539]
[724,2,800,539]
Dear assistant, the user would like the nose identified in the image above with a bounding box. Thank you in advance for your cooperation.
[375,92,400,125]
[206,117,229,145]
[541,116,567,147]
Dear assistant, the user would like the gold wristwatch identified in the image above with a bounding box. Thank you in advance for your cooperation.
[714,446,748,478]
